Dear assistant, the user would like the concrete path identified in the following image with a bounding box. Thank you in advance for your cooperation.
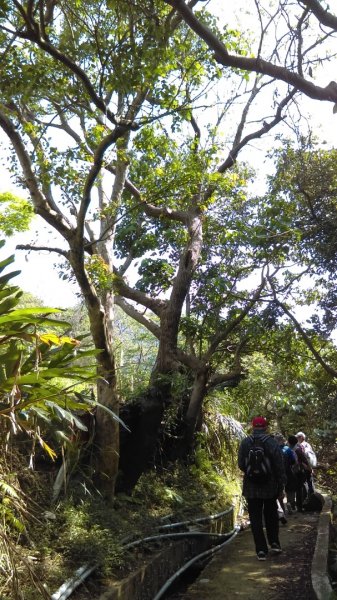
[182,511,320,599]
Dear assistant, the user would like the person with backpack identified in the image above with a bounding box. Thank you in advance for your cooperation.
[287,435,310,511]
[238,416,286,561]
[274,433,297,519]
[296,431,316,495]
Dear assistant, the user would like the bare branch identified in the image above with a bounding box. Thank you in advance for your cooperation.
[54,106,84,146]
[277,298,337,377]
[78,127,129,240]
[296,8,309,78]
[113,271,167,318]
[301,0,337,31]
[218,89,296,173]
[163,0,337,103]
[267,277,337,377]
[16,243,69,259]
[231,77,262,150]
[114,296,161,339]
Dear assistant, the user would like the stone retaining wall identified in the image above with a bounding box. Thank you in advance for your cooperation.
[311,495,336,600]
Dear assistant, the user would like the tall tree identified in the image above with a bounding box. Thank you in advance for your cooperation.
[1,0,236,495]
[2,1,337,494]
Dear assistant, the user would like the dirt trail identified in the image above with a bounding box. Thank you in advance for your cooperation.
[181,511,319,600]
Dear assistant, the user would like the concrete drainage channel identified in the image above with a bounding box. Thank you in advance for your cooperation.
[152,526,240,600]
[50,506,236,600]
[51,498,336,600]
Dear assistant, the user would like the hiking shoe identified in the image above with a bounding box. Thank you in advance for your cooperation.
[280,516,287,524]
[257,551,267,560]
[270,543,282,554]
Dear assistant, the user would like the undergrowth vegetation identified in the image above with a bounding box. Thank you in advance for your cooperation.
[0,409,242,599]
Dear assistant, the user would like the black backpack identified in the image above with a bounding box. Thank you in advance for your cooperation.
[245,435,272,483]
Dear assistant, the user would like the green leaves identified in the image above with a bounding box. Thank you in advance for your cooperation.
[0,244,99,459]
[136,258,175,293]
[0,0,9,20]
[0,196,32,238]
[257,141,337,332]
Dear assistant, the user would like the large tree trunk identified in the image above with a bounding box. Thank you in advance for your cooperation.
[117,389,165,493]
[184,370,208,448]
[154,213,203,375]
[70,251,119,500]
[117,212,204,490]
[91,293,119,501]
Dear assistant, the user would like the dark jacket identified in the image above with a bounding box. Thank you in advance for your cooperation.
[238,428,286,499]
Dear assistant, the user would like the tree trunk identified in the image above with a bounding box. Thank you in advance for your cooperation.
[118,212,204,489]
[70,251,119,500]
[117,389,165,493]
[92,292,119,500]
[152,212,203,379]
[185,370,208,449]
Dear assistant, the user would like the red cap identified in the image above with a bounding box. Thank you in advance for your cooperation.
[252,416,267,428]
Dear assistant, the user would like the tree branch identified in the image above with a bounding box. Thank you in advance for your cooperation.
[203,279,266,361]
[175,347,204,371]
[78,127,130,241]
[105,164,189,223]
[276,297,337,377]
[113,271,167,317]
[163,0,337,102]
[301,0,337,31]
[16,243,69,259]
[267,277,337,377]
[207,368,243,390]
[10,3,117,125]
[219,90,297,172]
[114,296,161,339]
[0,108,73,239]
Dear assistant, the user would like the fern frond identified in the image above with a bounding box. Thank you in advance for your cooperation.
[0,480,20,499]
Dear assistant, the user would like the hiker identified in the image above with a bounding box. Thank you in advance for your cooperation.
[287,435,310,512]
[238,416,286,560]
[296,431,316,495]
[274,433,296,519]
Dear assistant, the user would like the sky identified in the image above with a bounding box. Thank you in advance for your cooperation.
[1,1,337,308]
[2,225,81,307]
